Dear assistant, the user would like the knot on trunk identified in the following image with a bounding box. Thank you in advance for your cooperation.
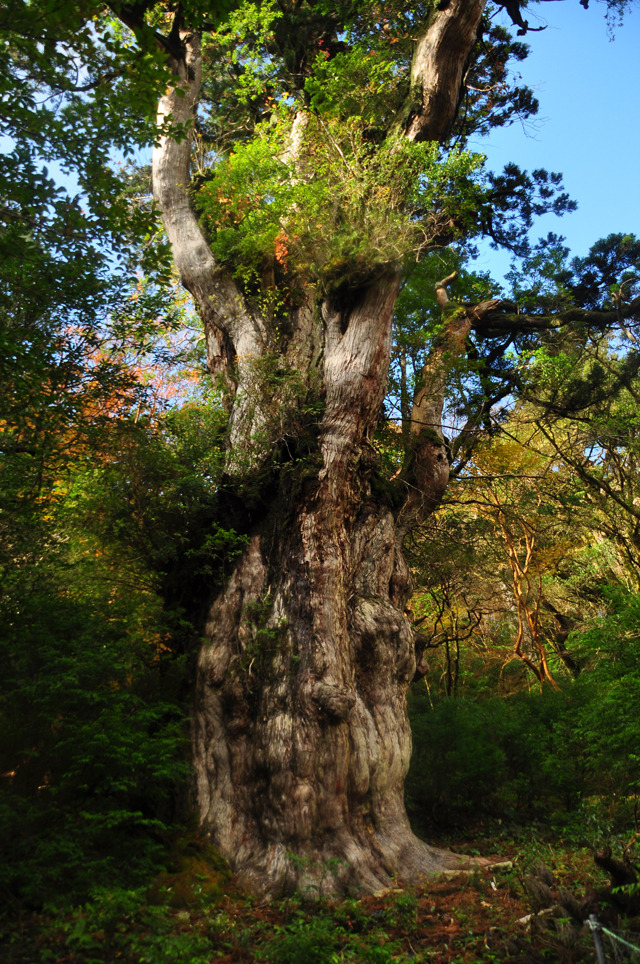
[312,682,355,723]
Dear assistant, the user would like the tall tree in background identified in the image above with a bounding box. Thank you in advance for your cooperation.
[141,0,639,894]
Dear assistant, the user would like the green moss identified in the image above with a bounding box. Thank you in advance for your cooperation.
[148,842,232,909]
[442,303,468,322]
[416,426,444,446]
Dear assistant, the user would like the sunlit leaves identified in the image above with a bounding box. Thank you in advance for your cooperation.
[198,108,486,297]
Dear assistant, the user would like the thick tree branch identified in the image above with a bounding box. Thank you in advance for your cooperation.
[152,31,266,380]
[410,295,500,442]
[435,271,459,308]
[471,296,640,336]
[397,277,500,528]
[404,0,487,143]
[107,1,185,60]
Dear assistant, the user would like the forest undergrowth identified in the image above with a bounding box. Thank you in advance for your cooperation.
[1,820,636,964]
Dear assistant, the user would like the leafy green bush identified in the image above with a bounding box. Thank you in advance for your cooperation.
[66,402,246,622]
[406,694,510,822]
[570,588,640,803]
[255,914,402,964]
[38,887,214,964]
[256,916,348,964]
[0,570,187,905]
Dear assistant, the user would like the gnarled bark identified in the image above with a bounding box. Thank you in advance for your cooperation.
[403,0,487,143]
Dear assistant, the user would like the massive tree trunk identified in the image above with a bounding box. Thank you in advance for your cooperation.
[153,10,489,896]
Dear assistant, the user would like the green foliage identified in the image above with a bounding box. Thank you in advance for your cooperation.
[256,916,348,964]
[66,401,246,616]
[205,0,286,115]
[39,887,215,964]
[0,553,188,905]
[0,394,246,907]
[255,914,403,964]
[199,108,486,298]
[448,15,538,142]
[387,250,498,428]
[199,0,543,154]
[0,0,197,591]
[0,4,250,908]
[7,883,439,964]
[570,232,640,310]
[569,588,640,803]
[506,230,640,315]
[504,232,575,314]
[0,0,177,315]
[407,589,640,834]
[304,41,407,130]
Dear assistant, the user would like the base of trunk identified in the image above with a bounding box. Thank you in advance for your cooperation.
[193,499,478,899]
[229,816,477,898]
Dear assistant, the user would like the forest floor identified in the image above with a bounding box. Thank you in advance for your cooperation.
[1,822,637,964]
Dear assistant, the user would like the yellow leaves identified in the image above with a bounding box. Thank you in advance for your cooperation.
[471,433,546,478]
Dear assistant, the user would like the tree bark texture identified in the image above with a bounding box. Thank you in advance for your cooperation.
[153,9,489,895]
[191,275,475,895]
[404,0,486,143]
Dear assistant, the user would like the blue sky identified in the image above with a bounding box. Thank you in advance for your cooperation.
[470,1,640,281]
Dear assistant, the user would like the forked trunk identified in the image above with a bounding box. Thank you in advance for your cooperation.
[153,16,489,895]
